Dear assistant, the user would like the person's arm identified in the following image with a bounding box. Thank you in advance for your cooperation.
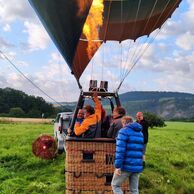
[93,92,101,121]
[114,168,121,176]
[107,122,115,138]
[74,120,90,136]
[114,129,127,169]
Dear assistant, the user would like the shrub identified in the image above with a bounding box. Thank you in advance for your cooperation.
[9,107,25,118]
[143,112,166,128]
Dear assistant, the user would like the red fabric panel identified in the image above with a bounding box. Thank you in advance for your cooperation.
[72,40,102,80]
[100,0,181,41]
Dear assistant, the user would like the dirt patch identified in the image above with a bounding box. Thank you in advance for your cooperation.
[0,117,53,124]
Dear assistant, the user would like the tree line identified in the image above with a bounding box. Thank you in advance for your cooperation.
[0,88,71,118]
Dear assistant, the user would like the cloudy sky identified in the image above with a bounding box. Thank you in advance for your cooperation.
[0,0,194,103]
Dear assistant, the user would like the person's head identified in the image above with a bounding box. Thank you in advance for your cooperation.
[112,106,126,119]
[136,112,143,121]
[83,105,95,118]
[121,116,133,127]
[77,109,85,119]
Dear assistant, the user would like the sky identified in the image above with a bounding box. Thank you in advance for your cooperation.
[0,0,194,103]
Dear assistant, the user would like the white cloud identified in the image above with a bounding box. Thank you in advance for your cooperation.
[0,0,34,23]
[176,32,194,50]
[3,24,11,32]
[157,1,194,40]
[1,1,194,102]
[23,21,50,51]
[0,37,14,50]
[0,52,79,102]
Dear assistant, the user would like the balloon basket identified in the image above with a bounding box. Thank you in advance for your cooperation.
[65,137,129,193]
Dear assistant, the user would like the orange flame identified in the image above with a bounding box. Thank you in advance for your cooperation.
[83,0,104,59]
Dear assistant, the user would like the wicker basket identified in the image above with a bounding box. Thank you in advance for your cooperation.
[66,138,116,173]
[65,137,130,193]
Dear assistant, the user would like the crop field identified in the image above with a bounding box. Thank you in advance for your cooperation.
[0,121,194,194]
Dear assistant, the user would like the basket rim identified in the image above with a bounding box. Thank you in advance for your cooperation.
[66,137,116,143]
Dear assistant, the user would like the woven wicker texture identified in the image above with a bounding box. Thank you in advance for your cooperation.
[65,139,130,193]
[66,171,129,192]
[65,190,118,194]
[66,141,115,173]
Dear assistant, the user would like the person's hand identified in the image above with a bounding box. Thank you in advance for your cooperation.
[93,91,98,98]
[67,128,71,135]
[115,168,121,176]
[75,121,81,126]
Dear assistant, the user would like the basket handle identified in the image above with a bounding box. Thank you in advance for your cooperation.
[95,173,104,178]
[73,172,82,178]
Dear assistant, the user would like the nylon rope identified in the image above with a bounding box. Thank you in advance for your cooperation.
[102,43,104,81]
[119,0,123,86]
[117,0,180,91]
[130,0,172,70]
[123,0,159,79]
[103,0,112,42]
[91,57,94,80]
[101,0,112,82]
[58,53,66,101]
[0,50,64,107]
[120,0,142,82]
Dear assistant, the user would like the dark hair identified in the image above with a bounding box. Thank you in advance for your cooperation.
[84,105,95,115]
[114,106,126,116]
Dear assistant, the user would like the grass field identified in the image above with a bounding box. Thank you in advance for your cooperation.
[0,121,194,194]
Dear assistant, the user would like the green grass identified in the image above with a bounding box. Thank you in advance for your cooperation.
[0,121,194,194]
[0,122,65,194]
[140,122,194,194]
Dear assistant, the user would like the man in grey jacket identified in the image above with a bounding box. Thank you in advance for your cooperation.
[107,106,126,138]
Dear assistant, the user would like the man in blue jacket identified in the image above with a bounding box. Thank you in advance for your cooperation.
[111,116,144,194]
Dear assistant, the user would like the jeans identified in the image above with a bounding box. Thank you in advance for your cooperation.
[111,171,140,194]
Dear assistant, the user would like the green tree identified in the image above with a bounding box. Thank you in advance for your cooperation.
[0,87,55,117]
[143,112,166,128]
[9,107,25,117]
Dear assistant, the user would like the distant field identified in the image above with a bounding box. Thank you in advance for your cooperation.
[0,121,194,194]
[0,117,53,124]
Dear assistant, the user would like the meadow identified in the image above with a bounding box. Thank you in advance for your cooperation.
[0,121,194,194]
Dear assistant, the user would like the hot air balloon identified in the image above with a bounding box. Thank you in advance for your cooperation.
[28,0,182,193]
[28,0,181,83]
[28,0,182,128]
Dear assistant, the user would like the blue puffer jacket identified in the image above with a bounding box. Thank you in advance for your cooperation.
[114,122,144,172]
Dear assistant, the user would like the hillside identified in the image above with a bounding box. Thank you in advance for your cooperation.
[56,91,194,120]
[119,91,194,119]
[1,87,194,120]
[0,87,55,118]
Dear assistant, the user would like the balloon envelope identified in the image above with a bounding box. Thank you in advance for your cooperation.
[29,0,182,80]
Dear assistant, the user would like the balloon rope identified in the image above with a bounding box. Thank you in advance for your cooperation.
[91,57,94,80]
[103,0,112,42]
[121,0,175,82]
[117,0,180,91]
[122,0,158,79]
[117,29,160,91]
[141,0,159,36]
[102,44,104,81]
[0,50,64,107]
[149,0,174,33]
[58,53,66,101]
[102,0,112,83]
[129,0,172,73]
[120,0,142,81]
[119,0,123,83]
